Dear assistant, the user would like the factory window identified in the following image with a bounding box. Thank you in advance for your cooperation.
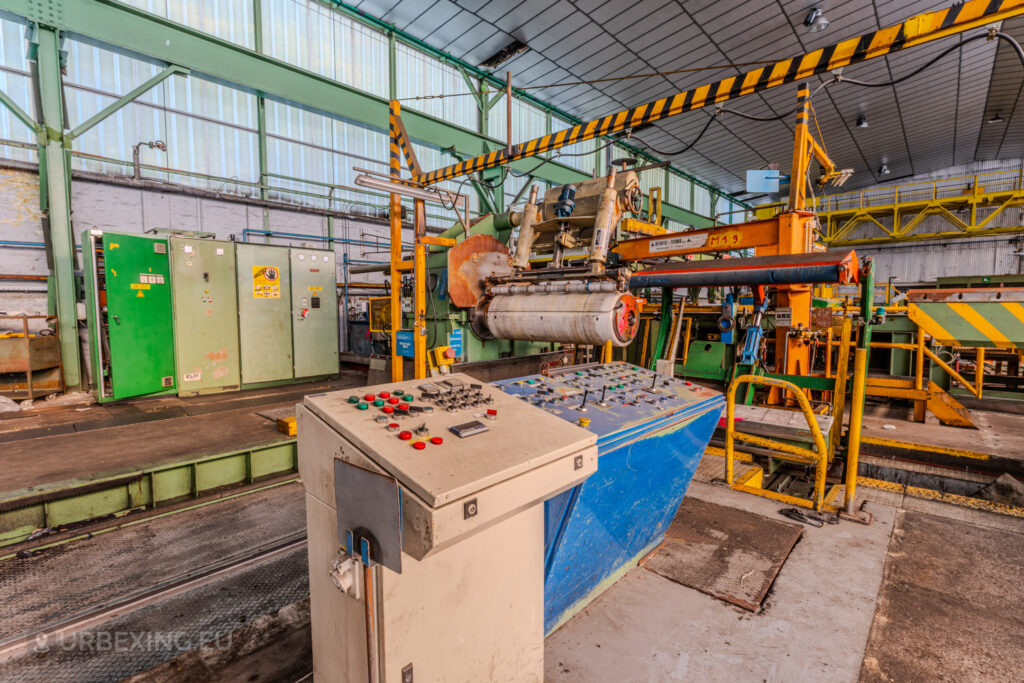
[692,185,712,219]
[396,43,477,132]
[118,0,256,49]
[261,0,388,98]
[0,18,36,163]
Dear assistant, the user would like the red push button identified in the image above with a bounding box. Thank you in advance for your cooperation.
[388,397,400,405]
[486,409,497,416]
[382,406,394,414]
[398,430,412,440]
[363,393,375,401]
[398,402,409,411]
[430,437,443,445]
[379,391,390,399]
[412,441,426,450]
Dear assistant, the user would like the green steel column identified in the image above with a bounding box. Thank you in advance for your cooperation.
[32,25,82,388]
[388,32,397,100]
[257,95,270,238]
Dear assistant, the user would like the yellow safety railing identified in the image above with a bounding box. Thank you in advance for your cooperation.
[725,375,830,511]
[814,167,1024,213]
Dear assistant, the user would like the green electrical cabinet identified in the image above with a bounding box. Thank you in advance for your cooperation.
[235,243,294,384]
[83,230,176,402]
[290,247,339,378]
[170,237,241,396]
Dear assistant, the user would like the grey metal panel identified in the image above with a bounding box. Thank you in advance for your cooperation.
[291,247,340,378]
[236,243,294,384]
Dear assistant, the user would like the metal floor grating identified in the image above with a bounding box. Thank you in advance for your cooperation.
[0,482,306,643]
[0,545,309,682]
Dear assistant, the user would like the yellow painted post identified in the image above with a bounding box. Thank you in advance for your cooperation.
[725,381,736,486]
[601,340,613,363]
[413,198,427,380]
[976,347,985,399]
[845,347,868,513]
[388,101,403,382]
[914,327,925,391]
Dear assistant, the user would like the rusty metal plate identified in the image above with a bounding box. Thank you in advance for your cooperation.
[446,234,512,308]
[907,287,1024,303]
[641,497,802,611]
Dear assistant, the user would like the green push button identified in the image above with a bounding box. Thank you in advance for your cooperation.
[348,396,359,404]
[527,379,536,384]
[373,399,384,407]
[357,402,368,410]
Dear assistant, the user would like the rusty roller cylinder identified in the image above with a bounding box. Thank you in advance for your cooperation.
[477,291,639,346]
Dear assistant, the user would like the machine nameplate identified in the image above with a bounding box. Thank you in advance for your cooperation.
[648,233,708,253]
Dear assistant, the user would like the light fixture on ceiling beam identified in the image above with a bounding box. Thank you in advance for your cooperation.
[480,39,529,69]
[878,164,891,176]
[803,8,829,33]
[856,114,868,128]
[988,112,1006,124]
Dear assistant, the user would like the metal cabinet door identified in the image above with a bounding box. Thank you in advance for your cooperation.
[102,234,176,399]
[170,238,241,395]
[236,243,293,384]
[290,248,339,377]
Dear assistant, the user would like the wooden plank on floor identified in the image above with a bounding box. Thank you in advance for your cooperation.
[641,497,802,611]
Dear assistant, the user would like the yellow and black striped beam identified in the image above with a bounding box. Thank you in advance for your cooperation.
[389,100,422,176]
[411,0,1024,186]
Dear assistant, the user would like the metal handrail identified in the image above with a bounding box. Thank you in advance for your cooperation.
[814,167,1024,213]
[725,374,829,511]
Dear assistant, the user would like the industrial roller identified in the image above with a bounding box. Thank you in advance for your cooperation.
[474,291,639,347]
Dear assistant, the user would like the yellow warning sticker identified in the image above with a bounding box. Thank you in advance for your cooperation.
[130,283,151,290]
[307,285,323,292]
[252,265,281,299]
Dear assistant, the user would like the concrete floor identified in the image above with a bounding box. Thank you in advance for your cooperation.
[545,466,1024,683]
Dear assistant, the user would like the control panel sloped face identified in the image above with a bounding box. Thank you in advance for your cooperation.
[493,361,723,439]
[303,373,597,508]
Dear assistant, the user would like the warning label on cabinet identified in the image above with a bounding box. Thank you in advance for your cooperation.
[252,266,281,299]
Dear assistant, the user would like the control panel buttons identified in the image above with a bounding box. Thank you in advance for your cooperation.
[363,393,375,401]
[356,403,368,410]
[347,396,360,404]
[382,406,394,414]
[430,437,443,445]
[412,441,426,450]
[388,397,400,405]
[398,430,412,441]
[373,399,385,407]
[379,391,390,399]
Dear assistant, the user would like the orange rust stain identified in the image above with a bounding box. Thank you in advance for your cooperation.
[206,348,228,363]
[212,366,229,379]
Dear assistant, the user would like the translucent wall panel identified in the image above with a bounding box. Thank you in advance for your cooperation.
[551,117,596,174]
[396,42,477,131]
[667,172,692,212]
[261,0,387,98]
[489,96,547,149]
[118,0,256,49]
[0,19,36,163]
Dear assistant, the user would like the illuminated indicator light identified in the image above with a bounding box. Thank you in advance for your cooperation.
[430,437,443,445]
[412,441,426,450]
[398,430,412,440]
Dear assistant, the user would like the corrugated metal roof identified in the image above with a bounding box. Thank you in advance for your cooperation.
[352,0,1023,195]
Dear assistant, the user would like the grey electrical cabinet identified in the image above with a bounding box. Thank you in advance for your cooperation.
[170,237,241,395]
[236,243,294,384]
[290,247,339,378]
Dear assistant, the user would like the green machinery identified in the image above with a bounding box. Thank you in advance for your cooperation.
[84,230,339,402]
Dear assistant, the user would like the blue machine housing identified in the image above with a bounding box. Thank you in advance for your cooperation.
[493,362,725,633]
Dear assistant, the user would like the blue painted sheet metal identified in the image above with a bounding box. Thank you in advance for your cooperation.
[493,362,724,633]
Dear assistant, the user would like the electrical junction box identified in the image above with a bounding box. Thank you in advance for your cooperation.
[170,237,241,396]
[83,230,176,402]
[290,248,339,378]
[236,243,293,384]
[298,373,597,682]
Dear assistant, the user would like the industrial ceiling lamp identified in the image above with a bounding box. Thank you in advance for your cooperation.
[878,163,891,175]
[988,112,1006,123]
[856,114,868,128]
[804,8,829,33]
